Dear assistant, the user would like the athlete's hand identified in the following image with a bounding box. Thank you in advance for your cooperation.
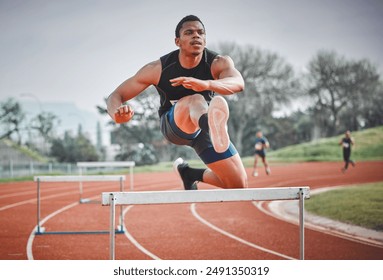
[114,104,134,124]
[170,76,210,92]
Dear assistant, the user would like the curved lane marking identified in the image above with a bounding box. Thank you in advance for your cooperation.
[122,206,161,260]
[254,191,383,248]
[26,201,80,260]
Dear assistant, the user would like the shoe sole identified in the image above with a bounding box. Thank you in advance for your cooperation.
[208,96,230,153]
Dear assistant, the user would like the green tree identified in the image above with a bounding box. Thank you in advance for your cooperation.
[338,60,382,131]
[214,42,300,154]
[50,127,99,163]
[305,50,382,136]
[29,111,59,154]
[360,81,383,128]
[0,98,25,144]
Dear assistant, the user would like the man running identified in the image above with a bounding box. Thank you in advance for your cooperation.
[252,131,271,176]
[339,130,355,173]
[106,15,247,190]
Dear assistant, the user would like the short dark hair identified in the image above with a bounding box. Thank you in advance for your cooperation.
[175,15,205,38]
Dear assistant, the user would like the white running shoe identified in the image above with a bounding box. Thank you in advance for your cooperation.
[208,96,230,153]
[253,171,258,177]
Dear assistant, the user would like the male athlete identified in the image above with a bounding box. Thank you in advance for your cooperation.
[339,130,355,173]
[107,15,247,190]
[252,131,271,176]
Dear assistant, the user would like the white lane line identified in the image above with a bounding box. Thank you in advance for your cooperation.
[190,203,296,260]
[1,183,120,211]
[0,190,37,199]
[26,201,79,260]
[0,185,77,200]
[122,206,161,260]
[0,191,79,211]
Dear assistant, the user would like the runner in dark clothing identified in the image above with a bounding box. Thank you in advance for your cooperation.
[252,131,271,176]
[339,130,355,173]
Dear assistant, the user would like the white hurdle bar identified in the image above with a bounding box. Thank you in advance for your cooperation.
[102,186,310,260]
[34,175,126,235]
[77,161,135,203]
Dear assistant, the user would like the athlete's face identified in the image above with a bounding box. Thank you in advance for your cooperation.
[175,21,206,56]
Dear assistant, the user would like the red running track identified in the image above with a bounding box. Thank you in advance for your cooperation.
[0,161,382,260]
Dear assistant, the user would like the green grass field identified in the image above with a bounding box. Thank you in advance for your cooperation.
[266,126,383,162]
[305,182,383,231]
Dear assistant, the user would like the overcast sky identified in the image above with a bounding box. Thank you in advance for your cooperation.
[1,0,382,116]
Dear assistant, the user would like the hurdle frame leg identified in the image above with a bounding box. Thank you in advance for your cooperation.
[109,193,116,260]
[36,178,42,234]
[117,177,125,233]
[35,178,46,235]
[129,165,134,191]
[299,188,305,260]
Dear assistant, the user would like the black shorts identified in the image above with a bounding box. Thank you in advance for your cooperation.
[160,105,237,164]
[254,150,266,158]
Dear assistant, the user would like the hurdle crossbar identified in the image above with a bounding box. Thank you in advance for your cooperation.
[34,175,126,235]
[77,162,135,203]
[102,186,310,260]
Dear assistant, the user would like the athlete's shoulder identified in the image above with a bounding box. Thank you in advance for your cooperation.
[136,59,162,85]
[160,49,179,68]
[205,48,219,62]
[211,52,236,71]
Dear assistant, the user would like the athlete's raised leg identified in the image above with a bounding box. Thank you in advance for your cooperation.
[173,94,207,134]
[172,94,247,189]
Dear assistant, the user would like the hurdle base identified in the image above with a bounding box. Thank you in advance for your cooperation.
[79,198,101,204]
[34,228,125,235]
[79,198,91,204]
[35,227,46,235]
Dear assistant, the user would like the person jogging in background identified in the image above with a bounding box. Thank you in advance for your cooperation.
[106,15,247,190]
[252,131,271,176]
[339,130,355,173]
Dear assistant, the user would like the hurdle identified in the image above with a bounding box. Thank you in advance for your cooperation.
[77,161,135,203]
[34,175,126,235]
[102,186,310,260]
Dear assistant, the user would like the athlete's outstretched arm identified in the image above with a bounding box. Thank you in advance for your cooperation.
[170,55,244,95]
[106,60,160,122]
[210,55,245,94]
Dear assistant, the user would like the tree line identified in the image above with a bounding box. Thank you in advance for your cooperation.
[0,98,99,163]
[1,43,382,163]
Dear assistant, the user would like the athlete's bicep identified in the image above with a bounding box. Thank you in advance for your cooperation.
[114,60,161,102]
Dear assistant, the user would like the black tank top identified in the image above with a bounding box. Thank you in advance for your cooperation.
[342,137,352,150]
[155,48,218,117]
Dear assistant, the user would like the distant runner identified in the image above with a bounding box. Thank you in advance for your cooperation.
[252,131,271,176]
[339,130,355,173]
